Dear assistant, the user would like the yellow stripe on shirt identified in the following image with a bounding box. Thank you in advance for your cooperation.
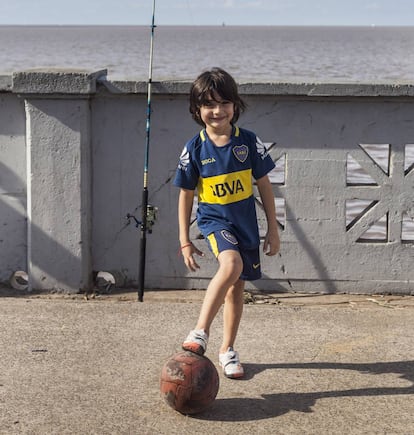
[197,169,253,205]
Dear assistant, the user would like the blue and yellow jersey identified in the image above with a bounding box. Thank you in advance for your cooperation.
[174,126,275,249]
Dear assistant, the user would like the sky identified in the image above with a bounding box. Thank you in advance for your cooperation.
[0,0,413,26]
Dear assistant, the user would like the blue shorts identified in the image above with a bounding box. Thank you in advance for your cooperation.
[206,230,261,281]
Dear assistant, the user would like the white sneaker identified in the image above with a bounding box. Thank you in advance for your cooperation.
[219,347,244,379]
[182,329,208,355]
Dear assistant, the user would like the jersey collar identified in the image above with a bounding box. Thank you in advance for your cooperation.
[199,125,240,143]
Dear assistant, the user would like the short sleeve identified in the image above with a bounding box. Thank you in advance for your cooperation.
[251,135,275,180]
[173,143,199,190]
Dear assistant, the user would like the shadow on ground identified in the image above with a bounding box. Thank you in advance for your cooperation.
[195,360,414,421]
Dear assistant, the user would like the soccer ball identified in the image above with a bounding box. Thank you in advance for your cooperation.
[160,351,219,414]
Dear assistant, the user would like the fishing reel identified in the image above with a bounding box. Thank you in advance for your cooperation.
[126,204,158,234]
[145,204,158,233]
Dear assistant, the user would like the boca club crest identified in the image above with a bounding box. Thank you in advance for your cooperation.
[233,145,249,163]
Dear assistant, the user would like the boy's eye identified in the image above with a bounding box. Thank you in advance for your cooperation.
[203,100,231,107]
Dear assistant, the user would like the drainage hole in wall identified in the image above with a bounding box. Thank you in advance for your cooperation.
[10,271,29,291]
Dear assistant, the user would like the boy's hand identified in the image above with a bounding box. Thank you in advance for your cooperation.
[263,228,280,256]
[181,243,204,271]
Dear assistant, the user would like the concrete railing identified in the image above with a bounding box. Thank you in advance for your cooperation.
[1,70,414,294]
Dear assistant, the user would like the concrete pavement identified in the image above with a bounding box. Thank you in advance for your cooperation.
[1,287,414,434]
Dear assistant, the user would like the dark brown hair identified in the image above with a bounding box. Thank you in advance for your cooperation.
[189,67,246,126]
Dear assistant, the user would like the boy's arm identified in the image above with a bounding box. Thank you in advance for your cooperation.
[256,175,280,256]
[178,188,194,246]
[178,188,203,271]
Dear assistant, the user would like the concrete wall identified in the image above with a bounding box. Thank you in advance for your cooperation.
[1,70,414,294]
[0,89,27,280]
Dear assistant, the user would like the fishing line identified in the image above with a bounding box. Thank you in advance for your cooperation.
[185,0,195,25]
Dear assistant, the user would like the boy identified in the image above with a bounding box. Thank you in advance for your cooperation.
[174,67,280,378]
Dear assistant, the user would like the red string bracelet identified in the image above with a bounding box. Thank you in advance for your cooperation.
[178,242,193,256]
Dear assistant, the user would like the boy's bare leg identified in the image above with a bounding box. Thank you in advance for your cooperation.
[195,250,243,336]
[220,279,245,354]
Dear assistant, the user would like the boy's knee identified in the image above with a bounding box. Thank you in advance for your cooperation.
[219,250,243,277]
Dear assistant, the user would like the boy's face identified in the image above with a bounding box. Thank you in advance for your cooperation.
[199,91,235,132]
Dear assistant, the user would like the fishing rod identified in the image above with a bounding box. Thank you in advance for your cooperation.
[137,0,157,302]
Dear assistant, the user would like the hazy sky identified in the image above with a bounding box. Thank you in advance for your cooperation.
[0,0,413,26]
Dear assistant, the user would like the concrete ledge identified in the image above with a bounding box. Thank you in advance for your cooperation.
[238,81,414,97]
[97,79,191,95]
[12,69,108,95]
[1,71,413,97]
[97,79,414,97]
